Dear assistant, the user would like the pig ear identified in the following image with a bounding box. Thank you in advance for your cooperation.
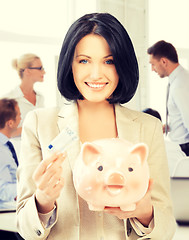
[129,143,148,164]
[82,142,101,165]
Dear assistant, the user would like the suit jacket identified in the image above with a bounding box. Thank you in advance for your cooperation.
[16,102,176,240]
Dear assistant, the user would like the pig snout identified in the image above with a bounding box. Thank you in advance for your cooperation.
[107,172,125,185]
[105,172,125,196]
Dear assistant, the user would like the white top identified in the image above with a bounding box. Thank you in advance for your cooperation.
[4,85,44,126]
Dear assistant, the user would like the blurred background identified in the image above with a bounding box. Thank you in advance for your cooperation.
[1,0,189,125]
[1,1,189,239]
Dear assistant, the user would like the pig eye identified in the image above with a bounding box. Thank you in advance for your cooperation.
[128,167,133,172]
[97,165,103,171]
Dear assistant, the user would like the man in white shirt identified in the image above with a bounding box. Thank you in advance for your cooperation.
[147,40,189,156]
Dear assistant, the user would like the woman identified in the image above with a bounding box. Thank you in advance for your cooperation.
[5,53,45,137]
[16,13,176,240]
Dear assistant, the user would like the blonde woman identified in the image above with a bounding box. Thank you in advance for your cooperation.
[5,53,45,137]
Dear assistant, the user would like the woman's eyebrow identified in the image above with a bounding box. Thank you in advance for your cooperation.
[103,54,113,59]
[75,54,113,59]
[75,54,91,58]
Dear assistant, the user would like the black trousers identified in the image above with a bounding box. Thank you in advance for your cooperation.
[180,142,189,156]
[0,230,24,240]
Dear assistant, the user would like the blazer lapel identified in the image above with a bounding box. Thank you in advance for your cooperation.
[115,104,141,144]
[57,101,81,170]
[57,102,80,237]
[57,101,78,131]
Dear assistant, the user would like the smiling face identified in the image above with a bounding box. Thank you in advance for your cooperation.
[72,34,119,103]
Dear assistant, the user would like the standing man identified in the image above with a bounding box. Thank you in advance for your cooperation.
[147,40,189,156]
[0,98,21,202]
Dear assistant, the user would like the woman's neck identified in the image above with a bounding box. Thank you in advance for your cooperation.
[77,99,113,112]
[20,81,34,95]
[20,81,36,105]
[77,100,117,143]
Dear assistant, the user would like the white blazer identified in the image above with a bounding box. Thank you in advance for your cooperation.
[16,102,176,240]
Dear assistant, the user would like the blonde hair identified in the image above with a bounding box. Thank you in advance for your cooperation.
[12,53,40,79]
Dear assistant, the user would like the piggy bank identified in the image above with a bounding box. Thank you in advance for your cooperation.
[73,138,149,211]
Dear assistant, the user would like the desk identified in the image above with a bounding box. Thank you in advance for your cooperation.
[0,211,17,232]
[173,223,189,240]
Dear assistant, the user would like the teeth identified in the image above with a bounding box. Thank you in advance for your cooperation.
[87,83,106,88]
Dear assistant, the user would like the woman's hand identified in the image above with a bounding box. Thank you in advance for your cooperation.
[32,152,66,214]
[104,179,154,227]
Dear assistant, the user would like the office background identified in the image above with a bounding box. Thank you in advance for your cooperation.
[1,0,189,123]
[0,1,189,238]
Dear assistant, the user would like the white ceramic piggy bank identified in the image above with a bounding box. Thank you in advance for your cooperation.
[73,138,149,211]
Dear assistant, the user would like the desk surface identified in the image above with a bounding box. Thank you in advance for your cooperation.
[173,224,189,240]
[0,211,17,232]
